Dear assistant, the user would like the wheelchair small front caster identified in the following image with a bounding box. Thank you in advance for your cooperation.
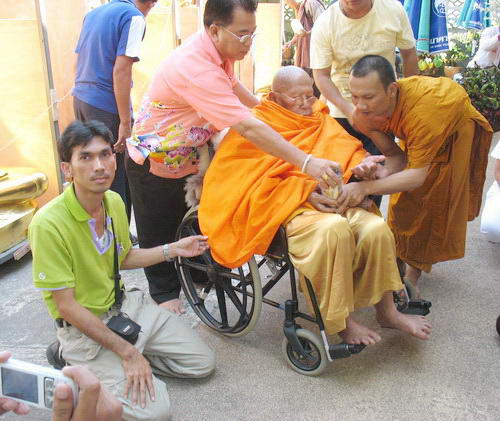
[282,328,327,376]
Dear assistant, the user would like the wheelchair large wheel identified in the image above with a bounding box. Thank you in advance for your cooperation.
[282,329,328,376]
[176,209,262,337]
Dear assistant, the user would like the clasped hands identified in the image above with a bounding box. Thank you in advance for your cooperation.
[308,155,388,214]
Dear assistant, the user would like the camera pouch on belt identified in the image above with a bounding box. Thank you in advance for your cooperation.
[107,217,141,345]
[106,313,141,345]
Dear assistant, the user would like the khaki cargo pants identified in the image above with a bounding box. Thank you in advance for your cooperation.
[57,290,215,421]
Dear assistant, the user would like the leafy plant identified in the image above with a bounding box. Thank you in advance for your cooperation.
[459,66,500,131]
[443,32,481,67]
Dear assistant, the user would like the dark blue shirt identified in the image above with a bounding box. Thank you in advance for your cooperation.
[73,0,146,114]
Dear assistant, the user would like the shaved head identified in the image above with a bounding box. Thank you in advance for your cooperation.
[272,66,311,92]
[270,66,316,116]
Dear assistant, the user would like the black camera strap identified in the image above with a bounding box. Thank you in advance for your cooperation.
[109,217,123,309]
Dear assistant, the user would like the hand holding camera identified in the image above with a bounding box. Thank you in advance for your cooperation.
[0,351,122,420]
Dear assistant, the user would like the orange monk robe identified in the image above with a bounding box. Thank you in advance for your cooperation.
[383,76,493,272]
[199,97,367,268]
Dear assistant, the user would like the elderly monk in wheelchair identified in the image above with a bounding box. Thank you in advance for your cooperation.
[198,66,432,345]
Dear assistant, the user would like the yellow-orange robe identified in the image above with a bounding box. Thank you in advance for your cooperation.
[199,98,367,268]
[384,76,493,272]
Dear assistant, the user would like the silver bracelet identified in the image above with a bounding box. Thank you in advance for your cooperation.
[162,243,174,262]
[301,154,312,173]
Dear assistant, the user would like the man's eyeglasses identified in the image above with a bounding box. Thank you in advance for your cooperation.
[274,91,316,105]
[220,26,258,45]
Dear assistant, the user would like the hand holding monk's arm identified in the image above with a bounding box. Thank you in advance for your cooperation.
[367,131,407,174]
[334,166,429,214]
[232,117,342,187]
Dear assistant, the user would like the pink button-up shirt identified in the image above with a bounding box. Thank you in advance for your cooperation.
[127,30,252,178]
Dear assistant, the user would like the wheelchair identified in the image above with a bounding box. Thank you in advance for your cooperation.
[175,207,431,376]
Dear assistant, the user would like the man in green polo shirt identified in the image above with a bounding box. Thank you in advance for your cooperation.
[29,120,215,421]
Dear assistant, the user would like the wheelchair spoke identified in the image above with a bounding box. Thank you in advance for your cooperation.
[215,284,229,327]
[220,281,246,317]
[200,284,213,300]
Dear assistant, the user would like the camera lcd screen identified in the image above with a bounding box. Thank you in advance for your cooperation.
[1,367,38,404]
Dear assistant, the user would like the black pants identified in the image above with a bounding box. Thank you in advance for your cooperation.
[73,97,132,221]
[125,153,188,303]
[335,118,382,208]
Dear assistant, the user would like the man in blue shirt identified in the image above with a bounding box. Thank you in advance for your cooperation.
[73,0,157,221]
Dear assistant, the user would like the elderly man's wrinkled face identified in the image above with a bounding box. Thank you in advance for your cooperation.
[272,74,316,116]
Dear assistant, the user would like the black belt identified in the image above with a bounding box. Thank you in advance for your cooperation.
[55,318,71,328]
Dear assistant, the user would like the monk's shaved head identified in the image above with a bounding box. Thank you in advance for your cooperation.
[272,66,312,92]
[270,66,316,116]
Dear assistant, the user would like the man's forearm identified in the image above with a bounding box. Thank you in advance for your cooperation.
[121,246,164,269]
[360,167,427,196]
[113,67,132,126]
[233,118,307,168]
[313,71,353,117]
[60,302,136,360]
[401,48,419,77]
[384,153,407,175]
[233,81,260,108]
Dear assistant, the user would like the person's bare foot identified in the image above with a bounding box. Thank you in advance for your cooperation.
[404,265,422,298]
[376,309,432,340]
[338,317,382,345]
[159,298,186,315]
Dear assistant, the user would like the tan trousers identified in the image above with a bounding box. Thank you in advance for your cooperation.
[286,207,403,334]
[57,290,215,421]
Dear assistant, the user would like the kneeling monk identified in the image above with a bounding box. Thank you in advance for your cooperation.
[199,66,431,344]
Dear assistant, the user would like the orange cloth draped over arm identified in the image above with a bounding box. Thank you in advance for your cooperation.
[199,97,367,268]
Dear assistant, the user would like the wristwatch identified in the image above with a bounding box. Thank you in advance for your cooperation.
[162,243,174,262]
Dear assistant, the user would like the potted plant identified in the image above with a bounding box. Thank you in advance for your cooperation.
[443,33,480,78]
[443,47,470,78]
[459,66,500,132]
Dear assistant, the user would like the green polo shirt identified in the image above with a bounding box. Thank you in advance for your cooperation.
[29,184,132,319]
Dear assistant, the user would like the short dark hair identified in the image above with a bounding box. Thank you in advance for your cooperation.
[351,55,396,90]
[203,0,257,27]
[58,120,113,162]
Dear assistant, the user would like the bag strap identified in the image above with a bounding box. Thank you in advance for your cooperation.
[109,217,123,309]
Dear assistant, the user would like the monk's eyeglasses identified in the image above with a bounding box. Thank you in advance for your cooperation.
[275,91,316,105]
[219,26,258,45]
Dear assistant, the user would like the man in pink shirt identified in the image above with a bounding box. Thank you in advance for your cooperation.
[126,0,341,314]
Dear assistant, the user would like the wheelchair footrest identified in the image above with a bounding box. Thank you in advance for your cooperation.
[398,299,432,316]
[329,343,366,359]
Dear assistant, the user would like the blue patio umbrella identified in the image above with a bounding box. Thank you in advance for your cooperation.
[457,0,492,30]
[404,0,449,53]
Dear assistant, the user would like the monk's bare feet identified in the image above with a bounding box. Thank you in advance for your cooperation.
[159,298,186,315]
[376,310,432,340]
[375,291,431,340]
[404,265,422,298]
[338,317,382,345]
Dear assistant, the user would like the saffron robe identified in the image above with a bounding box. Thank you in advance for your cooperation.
[199,98,367,268]
[384,76,493,272]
